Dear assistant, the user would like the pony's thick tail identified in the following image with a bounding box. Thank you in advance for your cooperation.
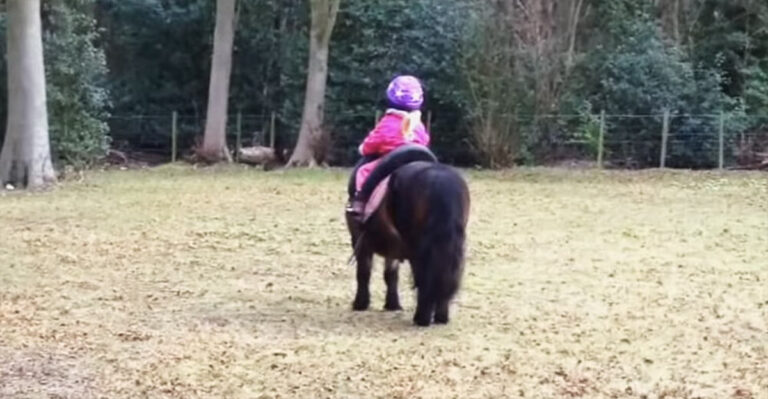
[415,167,467,304]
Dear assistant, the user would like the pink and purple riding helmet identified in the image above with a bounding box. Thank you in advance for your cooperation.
[386,75,424,111]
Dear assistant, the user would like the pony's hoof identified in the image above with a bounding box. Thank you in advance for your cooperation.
[384,303,403,311]
[433,313,449,324]
[352,298,370,311]
[413,313,431,327]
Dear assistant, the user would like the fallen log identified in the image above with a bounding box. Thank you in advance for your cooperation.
[730,160,768,170]
[105,149,128,165]
[237,146,276,165]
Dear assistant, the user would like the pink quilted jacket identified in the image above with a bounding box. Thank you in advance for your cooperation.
[358,110,430,156]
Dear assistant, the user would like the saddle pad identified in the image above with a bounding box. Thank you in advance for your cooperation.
[363,176,391,222]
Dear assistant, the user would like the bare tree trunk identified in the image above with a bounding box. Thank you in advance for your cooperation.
[287,0,341,167]
[672,0,681,44]
[199,0,237,163]
[565,0,584,71]
[743,0,753,66]
[0,0,56,189]
[659,0,683,45]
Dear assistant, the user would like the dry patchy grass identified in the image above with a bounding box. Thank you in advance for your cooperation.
[0,166,766,398]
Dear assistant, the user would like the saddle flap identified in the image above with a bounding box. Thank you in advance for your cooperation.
[363,176,391,222]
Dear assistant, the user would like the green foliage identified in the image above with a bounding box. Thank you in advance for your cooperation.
[97,0,213,114]
[688,0,768,97]
[461,0,524,168]
[93,1,474,164]
[577,10,690,113]
[574,103,603,160]
[326,0,471,164]
[44,0,111,168]
[569,5,738,167]
[98,0,309,152]
[0,0,110,168]
[93,0,473,164]
[2,0,768,169]
[743,64,768,113]
[96,0,214,149]
[231,0,309,151]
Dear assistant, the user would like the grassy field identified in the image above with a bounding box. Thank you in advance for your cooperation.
[0,166,766,398]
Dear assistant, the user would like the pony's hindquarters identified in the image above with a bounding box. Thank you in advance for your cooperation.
[406,165,469,326]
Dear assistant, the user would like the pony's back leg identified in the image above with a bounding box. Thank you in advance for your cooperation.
[412,231,465,326]
[410,260,436,326]
[352,248,373,311]
[434,281,458,324]
[413,281,436,327]
[433,251,462,324]
[434,299,449,324]
[383,259,402,311]
[414,260,460,325]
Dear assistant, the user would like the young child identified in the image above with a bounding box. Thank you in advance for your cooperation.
[346,75,430,220]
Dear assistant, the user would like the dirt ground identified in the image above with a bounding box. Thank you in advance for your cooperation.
[0,166,766,399]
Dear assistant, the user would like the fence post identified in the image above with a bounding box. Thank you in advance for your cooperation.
[740,131,745,151]
[660,109,670,168]
[597,110,606,168]
[375,110,381,127]
[235,109,242,161]
[269,111,276,149]
[718,112,725,170]
[171,111,178,163]
[427,110,432,133]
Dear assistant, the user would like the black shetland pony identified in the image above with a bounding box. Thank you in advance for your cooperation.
[346,146,470,327]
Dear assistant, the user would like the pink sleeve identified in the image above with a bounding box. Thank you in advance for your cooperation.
[360,123,387,155]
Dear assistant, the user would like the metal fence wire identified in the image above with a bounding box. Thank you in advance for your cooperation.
[109,113,271,155]
[106,111,768,169]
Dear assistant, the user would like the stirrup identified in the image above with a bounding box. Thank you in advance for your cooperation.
[346,200,365,223]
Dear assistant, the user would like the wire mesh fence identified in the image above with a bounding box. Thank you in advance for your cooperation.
[109,113,273,157]
[493,113,768,169]
[106,111,768,169]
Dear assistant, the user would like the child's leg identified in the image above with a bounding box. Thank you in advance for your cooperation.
[347,160,379,218]
[355,162,375,192]
[348,155,376,199]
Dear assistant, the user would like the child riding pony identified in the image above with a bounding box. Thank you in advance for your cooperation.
[344,76,471,327]
[345,75,430,222]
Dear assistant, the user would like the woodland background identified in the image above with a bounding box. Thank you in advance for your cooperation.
[1,0,767,169]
